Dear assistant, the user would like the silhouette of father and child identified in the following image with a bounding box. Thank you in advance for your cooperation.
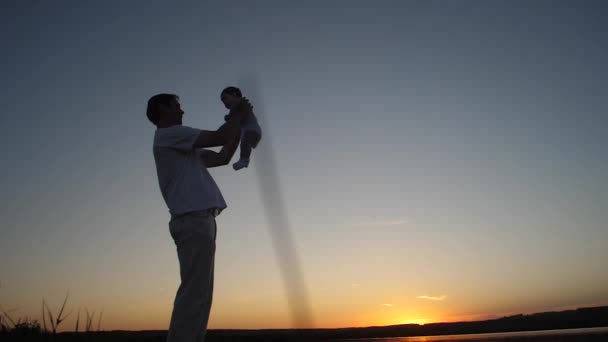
[148,87,260,342]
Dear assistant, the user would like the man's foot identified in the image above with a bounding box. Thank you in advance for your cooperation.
[233,158,250,170]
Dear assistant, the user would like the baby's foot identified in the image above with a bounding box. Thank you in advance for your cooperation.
[233,158,250,170]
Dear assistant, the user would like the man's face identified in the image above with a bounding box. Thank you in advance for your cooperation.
[161,98,184,125]
[221,92,240,110]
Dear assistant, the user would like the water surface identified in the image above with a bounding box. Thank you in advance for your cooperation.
[337,327,608,341]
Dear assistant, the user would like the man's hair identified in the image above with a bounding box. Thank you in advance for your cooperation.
[221,86,242,98]
[146,93,179,125]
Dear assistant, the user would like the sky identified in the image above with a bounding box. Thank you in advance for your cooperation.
[1,0,607,332]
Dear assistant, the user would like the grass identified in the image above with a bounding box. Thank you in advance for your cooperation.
[42,292,72,334]
[1,290,104,339]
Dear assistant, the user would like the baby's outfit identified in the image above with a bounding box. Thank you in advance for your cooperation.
[224,112,262,170]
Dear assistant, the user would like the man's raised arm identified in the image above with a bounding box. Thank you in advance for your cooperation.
[193,98,252,148]
[199,134,241,168]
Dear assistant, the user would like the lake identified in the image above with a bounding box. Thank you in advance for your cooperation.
[337,327,608,341]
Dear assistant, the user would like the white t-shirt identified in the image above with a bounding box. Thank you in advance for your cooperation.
[153,125,227,216]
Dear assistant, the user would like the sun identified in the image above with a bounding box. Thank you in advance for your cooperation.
[400,318,428,325]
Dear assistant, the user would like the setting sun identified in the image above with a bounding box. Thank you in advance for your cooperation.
[400,318,429,325]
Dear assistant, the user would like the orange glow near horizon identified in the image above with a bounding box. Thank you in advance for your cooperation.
[5,278,608,333]
[10,299,608,333]
[399,318,429,325]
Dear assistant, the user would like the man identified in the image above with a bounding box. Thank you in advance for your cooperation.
[147,93,251,342]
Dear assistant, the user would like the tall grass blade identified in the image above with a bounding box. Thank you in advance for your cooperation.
[89,311,95,332]
[75,308,80,332]
[97,309,104,331]
[85,308,95,332]
[56,291,70,327]
[57,309,72,327]
[42,300,48,333]
[0,305,16,327]
[85,308,89,332]
[0,315,5,331]
[44,301,56,333]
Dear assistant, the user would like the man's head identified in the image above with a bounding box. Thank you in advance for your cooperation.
[146,94,184,127]
[220,86,242,110]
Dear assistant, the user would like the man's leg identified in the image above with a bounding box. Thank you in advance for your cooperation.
[199,220,216,338]
[167,213,216,342]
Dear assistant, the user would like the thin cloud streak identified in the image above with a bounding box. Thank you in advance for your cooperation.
[418,295,446,301]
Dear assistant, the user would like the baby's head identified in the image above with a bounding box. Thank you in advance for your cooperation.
[220,86,242,110]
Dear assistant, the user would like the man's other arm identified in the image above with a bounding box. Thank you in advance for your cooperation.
[199,134,241,168]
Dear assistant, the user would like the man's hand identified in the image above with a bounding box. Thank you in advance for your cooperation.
[230,97,253,118]
[193,97,252,149]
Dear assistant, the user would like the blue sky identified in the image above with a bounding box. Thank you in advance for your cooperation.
[1,0,607,330]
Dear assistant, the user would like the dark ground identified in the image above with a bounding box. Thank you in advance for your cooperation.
[2,328,608,342]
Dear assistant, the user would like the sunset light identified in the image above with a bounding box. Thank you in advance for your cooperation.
[400,318,429,326]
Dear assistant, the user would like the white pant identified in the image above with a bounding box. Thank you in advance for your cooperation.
[167,211,217,342]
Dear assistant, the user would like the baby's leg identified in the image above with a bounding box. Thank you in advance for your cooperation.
[233,131,260,170]
[239,130,261,160]
[239,138,253,161]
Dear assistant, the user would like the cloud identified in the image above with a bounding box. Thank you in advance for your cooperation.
[382,303,394,307]
[417,295,446,301]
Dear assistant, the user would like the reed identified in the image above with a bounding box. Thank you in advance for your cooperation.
[97,309,104,332]
[74,307,80,332]
[0,304,18,329]
[2,291,104,336]
[42,291,72,334]
[0,307,41,336]
[85,308,95,333]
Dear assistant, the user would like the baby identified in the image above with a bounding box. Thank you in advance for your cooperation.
[221,86,262,170]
